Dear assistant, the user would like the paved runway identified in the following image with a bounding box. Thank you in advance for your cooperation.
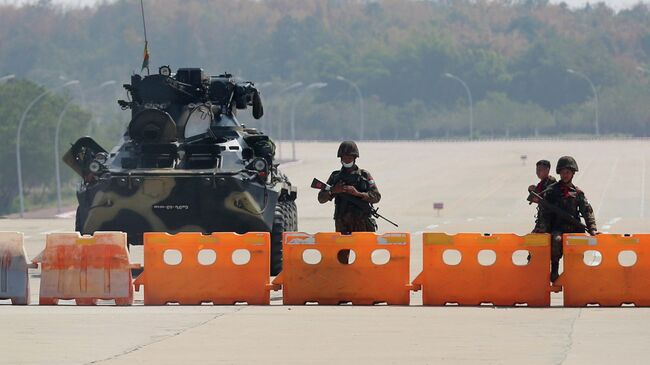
[1,140,650,364]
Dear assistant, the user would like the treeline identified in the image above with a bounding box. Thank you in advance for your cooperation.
[0,80,94,214]
[1,0,650,142]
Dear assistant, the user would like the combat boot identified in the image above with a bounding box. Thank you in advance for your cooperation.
[550,262,559,283]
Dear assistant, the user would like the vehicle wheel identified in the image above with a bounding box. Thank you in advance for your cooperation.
[270,202,286,276]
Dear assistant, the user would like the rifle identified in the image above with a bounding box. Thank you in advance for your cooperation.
[527,190,588,232]
[311,178,399,228]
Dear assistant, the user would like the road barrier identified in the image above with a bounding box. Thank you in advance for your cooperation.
[34,232,136,305]
[558,234,650,306]
[273,232,412,305]
[412,233,551,306]
[0,232,36,305]
[134,232,274,305]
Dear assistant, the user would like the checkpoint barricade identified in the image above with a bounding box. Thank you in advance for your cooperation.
[0,232,36,305]
[412,233,551,306]
[34,232,136,305]
[557,234,650,307]
[273,232,412,305]
[134,232,273,305]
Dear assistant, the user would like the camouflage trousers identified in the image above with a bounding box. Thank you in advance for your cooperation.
[334,214,377,264]
[551,232,563,263]
[334,215,377,234]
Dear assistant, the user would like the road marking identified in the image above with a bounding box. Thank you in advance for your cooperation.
[38,229,64,235]
[426,224,439,229]
[55,210,76,219]
[602,217,622,232]
[595,158,619,217]
[607,217,622,225]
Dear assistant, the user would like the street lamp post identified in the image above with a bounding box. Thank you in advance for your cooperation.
[16,80,79,218]
[275,82,303,160]
[290,82,328,161]
[54,80,116,213]
[567,69,599,136]
[0,74,15,84]
[443,73,474,139]
[336,76,365,141]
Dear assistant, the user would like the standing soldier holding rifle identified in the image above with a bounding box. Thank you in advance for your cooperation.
[316,141,382,234]
[528,159,557,233]
[530,156,599,283]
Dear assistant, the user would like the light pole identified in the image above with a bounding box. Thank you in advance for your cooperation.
[275,82,303,160]
[567,69,599,136]
[0,74,15,84]
[290,82,327,161]
[55,80,116,213]
[16,80,79,218]
[443,73,474,139]
[336,75,365,141]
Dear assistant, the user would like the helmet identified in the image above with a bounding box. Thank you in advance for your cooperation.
[337,141,359,158]
[556,156,579,173]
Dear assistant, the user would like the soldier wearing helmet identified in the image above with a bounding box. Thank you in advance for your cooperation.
[538,156,598,282]
[528,159,557,233]
[318,141,381,236]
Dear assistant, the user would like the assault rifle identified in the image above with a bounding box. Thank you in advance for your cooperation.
[311,178,399,228]
[527,190,588,233]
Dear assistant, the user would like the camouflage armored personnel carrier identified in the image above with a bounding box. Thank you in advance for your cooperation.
[63,66,297,275]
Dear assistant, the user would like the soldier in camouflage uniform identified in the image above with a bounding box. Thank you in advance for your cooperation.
[317,141,381,234]
[528,159,557,233]
[538,156,598,282]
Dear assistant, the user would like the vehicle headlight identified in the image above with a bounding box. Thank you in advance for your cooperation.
[253,158,267,172]
[89,161,102,173]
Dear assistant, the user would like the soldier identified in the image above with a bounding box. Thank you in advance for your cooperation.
[538,156,598,282]
[528,159,557,233]
[318,141,381,235]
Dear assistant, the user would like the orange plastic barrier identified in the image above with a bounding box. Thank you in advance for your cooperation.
[557,234,650,306]
[34,232,137,305]
[134,232,273,305]
[273,232,412,305]
[412,233,551,306]
[0,232,37,305]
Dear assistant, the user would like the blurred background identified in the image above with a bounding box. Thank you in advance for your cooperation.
[0,0,649,215]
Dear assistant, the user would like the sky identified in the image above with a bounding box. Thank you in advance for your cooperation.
[0,0,648,11]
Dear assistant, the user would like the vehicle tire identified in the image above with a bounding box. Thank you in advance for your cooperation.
[270,199,298,276]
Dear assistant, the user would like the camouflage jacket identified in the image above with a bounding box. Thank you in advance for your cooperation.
[535,176,557,194]
[539,180,597,234]
[532,176,557,232]
[317,165,381,219]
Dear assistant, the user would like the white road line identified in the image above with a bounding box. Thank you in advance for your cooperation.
[38,229,64,235]
[642,157,646,218]
[55,210,76,219]
[607,217,622,225]
[426,224,439,229]
[602,217,622,233]
[595,158,619,217]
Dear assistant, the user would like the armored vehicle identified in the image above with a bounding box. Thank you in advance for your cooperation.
[63,66,297,275]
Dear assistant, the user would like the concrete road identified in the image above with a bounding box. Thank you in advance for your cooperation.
[1,140,650,364]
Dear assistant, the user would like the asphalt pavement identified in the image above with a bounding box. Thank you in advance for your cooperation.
[1,140,649,364]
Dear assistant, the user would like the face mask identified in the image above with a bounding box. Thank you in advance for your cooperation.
[342,161,354,168]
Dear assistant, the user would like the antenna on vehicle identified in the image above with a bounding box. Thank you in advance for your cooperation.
[140,0,150,75]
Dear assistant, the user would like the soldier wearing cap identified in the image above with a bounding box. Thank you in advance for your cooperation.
[528,159,557,233]
[317,141,381,234]
[538,156,598,282]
